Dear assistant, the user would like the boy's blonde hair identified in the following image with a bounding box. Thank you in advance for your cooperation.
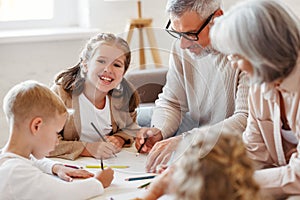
[3,80,67,124]
[173,131,262,200]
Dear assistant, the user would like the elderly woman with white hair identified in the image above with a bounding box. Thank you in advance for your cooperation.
[210,0,300,198]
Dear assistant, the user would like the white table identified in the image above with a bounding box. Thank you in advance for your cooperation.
[51,147,158,200]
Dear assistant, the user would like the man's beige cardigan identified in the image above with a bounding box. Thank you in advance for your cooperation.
[48,84,140,160]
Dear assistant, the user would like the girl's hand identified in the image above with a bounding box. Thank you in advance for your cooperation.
[81,141,117,159]
[106,135,124,152]
[52,164,94,182]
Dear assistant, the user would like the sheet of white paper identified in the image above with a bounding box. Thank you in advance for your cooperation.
[106,190,147,200]
[50,148,164,200]
[107,191,175,200]
[104,150,148,174]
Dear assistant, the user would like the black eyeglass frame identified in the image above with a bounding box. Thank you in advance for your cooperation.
[165,10,217,41]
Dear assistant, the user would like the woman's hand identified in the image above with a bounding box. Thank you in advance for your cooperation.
[142,167,174,200]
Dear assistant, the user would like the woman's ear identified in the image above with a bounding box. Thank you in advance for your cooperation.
[30,117,43,135]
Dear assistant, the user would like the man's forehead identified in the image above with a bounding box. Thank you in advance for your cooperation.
[170,11,202,32]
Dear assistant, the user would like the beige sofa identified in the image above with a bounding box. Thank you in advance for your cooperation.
[125,67,168,127]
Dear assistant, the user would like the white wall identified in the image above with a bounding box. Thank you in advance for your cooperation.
[0,39,87,147]
[0,0,299,147]
[0,0,172,147]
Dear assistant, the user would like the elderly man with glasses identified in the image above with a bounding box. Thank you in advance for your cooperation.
[135,0,249,173]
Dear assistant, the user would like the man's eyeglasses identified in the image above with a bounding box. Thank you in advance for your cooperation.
[165,10,217,41]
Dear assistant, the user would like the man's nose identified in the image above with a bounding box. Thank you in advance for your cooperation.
[179,37,193,49]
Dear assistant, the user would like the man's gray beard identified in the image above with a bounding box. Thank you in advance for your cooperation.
[187,44,214,59]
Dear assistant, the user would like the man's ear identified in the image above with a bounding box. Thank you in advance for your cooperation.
[210,9,224,25]
[214,9,224,17]
[30,117,43,135]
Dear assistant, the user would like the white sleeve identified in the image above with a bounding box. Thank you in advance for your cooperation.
[31,155,61,174]
[9,162,104,200]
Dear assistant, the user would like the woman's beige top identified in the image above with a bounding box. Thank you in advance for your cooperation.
[244,59,300,197]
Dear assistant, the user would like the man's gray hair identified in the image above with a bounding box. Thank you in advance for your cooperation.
[210,0,300,83]
[166,0,222,19]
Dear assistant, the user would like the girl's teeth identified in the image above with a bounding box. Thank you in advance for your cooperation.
[101,77,112,81]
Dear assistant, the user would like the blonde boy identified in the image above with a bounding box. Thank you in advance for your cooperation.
[0,80,113,199]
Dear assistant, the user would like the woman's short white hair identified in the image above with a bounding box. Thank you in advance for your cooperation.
[166,0,222,20]
[210,0,300,83]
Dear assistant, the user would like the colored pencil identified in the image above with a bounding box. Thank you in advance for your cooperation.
[86,165,129,169]
[136,137,148,156]
[100,158,104,170]
[90,122,117,157]
[125,175,156,181]
[137,181,151,189]
[64,164,83,169]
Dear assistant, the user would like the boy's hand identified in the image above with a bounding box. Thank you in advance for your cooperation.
[52,164,94,182]
[94,168,114,188]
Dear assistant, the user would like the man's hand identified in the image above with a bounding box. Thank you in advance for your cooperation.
[135,127,163,153]
[52,164,94,182]
[146,136,181,172]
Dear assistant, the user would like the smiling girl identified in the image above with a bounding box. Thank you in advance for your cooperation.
[48,33,140,160]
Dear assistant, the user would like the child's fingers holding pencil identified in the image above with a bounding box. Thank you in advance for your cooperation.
[95,167,114,188]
